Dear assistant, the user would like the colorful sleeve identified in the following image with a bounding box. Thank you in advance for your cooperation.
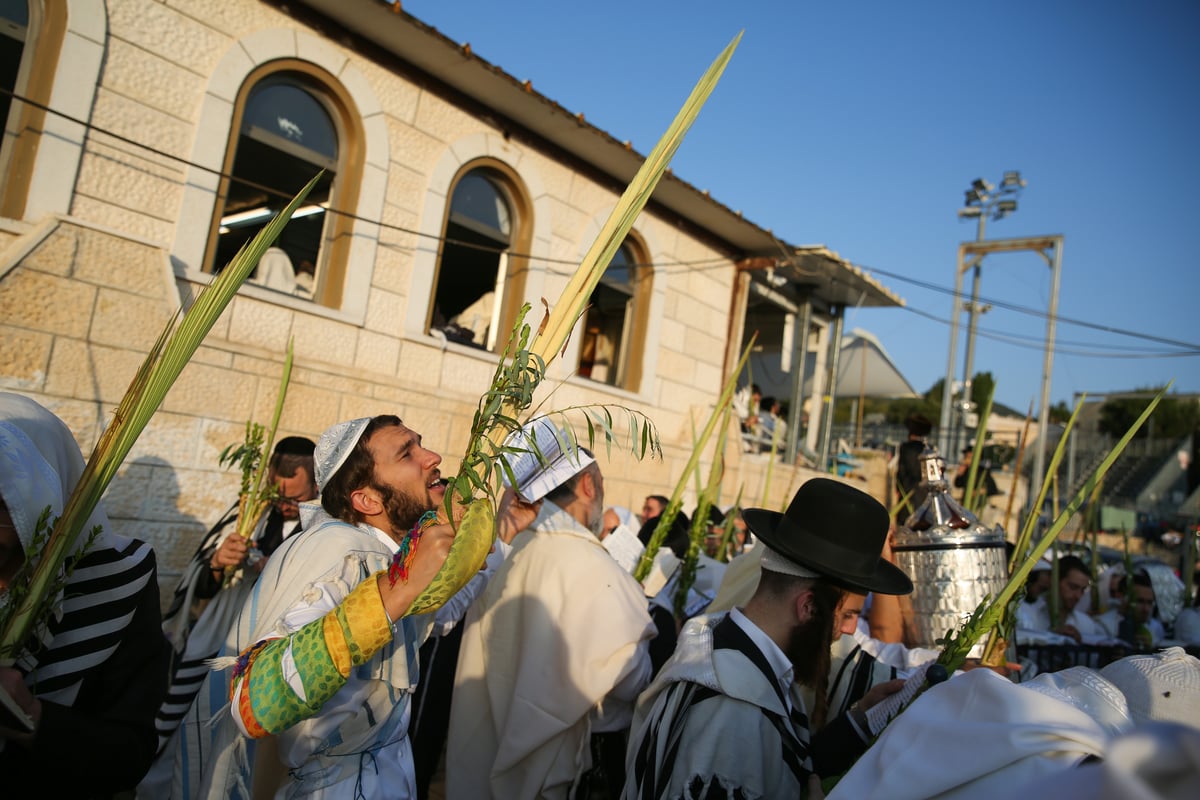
[229,571,395,738]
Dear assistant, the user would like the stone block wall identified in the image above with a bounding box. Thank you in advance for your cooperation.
[0,1,827,603]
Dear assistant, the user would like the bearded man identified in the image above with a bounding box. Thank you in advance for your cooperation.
[624,478,915,799]
[446,419,656,799]
[186,415,534,799]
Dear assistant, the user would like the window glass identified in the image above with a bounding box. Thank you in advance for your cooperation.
[579,240,639,387]
[241,81,337,164]
[0,1,27,133]
[211,75,338,301]
[432,169,514,350]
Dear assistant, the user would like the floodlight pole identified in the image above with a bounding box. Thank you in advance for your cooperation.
[942,174,1024,460]
[939,257,965,458]
[1035,237,1064,506]
[956,235,1064,516]
[958,211,988,456]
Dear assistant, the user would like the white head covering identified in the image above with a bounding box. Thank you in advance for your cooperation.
[0,392,154,704]
[830,668,1111,800]
[1023,666,1133,737]
[1008,721,1200,800]
[499,418,596,502]
[1100,647,1200,728]
[0,393,118,556]
[759,544,821,579]
[314,417,372,491]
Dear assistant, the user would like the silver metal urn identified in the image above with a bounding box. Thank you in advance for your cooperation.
[892,445,1009,654]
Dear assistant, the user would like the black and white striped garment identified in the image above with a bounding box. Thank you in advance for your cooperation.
[160,503,238,635]
[32,537,158,705]
[825,634,897,720]
[627,616,813,800]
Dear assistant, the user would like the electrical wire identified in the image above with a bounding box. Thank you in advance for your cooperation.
[5,85,1198,359]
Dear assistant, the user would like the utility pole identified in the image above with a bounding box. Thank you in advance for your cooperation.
[938,172,1024,459]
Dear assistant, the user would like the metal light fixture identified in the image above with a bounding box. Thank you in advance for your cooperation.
[939,171,1027,459]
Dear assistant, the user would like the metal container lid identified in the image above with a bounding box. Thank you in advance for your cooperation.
[894,444,1006,549]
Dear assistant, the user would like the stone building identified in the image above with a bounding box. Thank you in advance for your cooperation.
[0,0,902,590]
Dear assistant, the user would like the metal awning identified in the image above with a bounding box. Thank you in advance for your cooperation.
[802,328,918,398]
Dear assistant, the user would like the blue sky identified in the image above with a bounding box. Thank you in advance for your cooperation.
[407,0,1200,411]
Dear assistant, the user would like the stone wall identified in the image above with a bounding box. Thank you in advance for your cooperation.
[0,1,842,602]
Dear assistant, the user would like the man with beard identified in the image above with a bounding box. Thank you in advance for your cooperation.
[191,415,536,799]
[446,419,656,799]
[624,478,914,800]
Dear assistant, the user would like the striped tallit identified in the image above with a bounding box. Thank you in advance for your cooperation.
[0,392,159,707]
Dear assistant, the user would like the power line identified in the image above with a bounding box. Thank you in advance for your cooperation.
[901,304,1197,359]
[7,86,1198,357]
[859,261,1200,353]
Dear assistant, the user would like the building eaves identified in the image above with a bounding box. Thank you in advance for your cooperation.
[291,0,904,309]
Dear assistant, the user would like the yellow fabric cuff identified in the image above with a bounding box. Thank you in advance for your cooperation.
[328,571,394,673]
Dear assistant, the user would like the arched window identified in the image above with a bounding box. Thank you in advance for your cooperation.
[206,65,362,307]
[578,235,651,391]
[0,1,28,133]
[430,164,531,351]
[0,0,69,219]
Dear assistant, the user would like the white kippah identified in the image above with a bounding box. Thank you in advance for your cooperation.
[499,418,596,502]
[1100,646,1200,727]
[314,417,372,492]
[759,544,822,579]
[1023,666,1132,737]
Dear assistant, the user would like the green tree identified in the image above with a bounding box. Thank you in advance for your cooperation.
[1098,389,1200,439]
[969,371,996,408]
[1049,401,1071,424]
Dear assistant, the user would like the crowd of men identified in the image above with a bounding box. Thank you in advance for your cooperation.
[1,392,1199,799]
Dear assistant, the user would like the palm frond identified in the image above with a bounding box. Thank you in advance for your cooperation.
[937,384,1170,675]
[0,173,322,659]
[634,334,755,582]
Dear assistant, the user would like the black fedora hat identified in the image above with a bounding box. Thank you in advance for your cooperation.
[742,478,912,595]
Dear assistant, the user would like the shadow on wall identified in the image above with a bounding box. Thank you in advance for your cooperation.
[106,455,208,613]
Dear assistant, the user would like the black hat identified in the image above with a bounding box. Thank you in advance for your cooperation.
[741,478,912,595]
[693,505,726,527]
[905,413,933,437]
[274,435,316,456]
[638,512,691,559]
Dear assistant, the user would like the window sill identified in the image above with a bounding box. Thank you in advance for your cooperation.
[173,264,366,327]
[564,373,650,405]
[402,329,651,404]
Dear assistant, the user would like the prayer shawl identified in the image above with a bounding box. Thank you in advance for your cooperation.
[0,392,165,794]
[160,502,238,649]
[624,612,813,800]
[140,509,303,797]
[1008,722,1200,800]
[175,507,428,800]
[446,502,655,799]
[800,633,898,721]
[0,393,158,705]
[704,546,764,614]
[829,668,1114,800]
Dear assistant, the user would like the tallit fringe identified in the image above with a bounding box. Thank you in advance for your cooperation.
[207,655,240,671]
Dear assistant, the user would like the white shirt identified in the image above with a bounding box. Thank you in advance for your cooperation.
[1017,596,1109,644]
[729,607,796,713]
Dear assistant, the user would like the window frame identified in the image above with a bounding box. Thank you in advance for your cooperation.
[202,59,365,310]
[0,0,66,220]
[577,231,652,392]
[426,158,533,351]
